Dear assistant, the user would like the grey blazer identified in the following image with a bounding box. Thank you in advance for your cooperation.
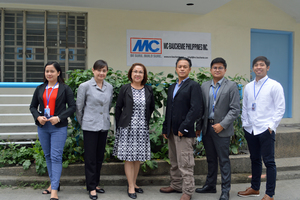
[197,78,240,137]
[76,77,113,132]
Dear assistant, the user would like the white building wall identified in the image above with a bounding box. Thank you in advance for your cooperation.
[1,0,299,123]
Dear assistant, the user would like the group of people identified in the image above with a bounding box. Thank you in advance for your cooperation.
[29,55,285,200]
[29,60,154,200]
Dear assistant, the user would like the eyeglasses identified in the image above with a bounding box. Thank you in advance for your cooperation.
[212,67,224,71]
[133,70,144,74]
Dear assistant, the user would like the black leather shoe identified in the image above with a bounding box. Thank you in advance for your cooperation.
[195,185,216,193]
[135,187,143,193]
[96,188,105,193]
[89,192,98,200]
[50,198,58,200]
[128,192,137,199]
[219,191,230,200]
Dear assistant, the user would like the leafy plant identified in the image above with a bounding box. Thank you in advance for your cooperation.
[30,181,49,189]
[31,140,47,175]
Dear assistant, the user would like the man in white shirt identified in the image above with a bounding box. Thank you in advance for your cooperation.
[238,56,285,200]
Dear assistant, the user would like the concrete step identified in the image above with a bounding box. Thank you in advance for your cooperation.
[0,157,299,186]
[0,157,298,177]
[1,170,300,187]
[0,88,36,95]
[0,114,34,123]
[0,156,251,177]
[274,124,300,158]
[0,132,38,142]
[0,123,36,133]
[0,105,31,114]
[0,95,32,104]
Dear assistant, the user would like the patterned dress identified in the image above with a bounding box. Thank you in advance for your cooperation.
[113,87,151,161]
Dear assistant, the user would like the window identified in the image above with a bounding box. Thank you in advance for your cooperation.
[0,9,87,82]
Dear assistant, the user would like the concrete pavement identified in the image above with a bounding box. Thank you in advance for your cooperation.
[0,179,299,200]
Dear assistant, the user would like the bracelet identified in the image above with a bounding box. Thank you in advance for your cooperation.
[57,116,60,122]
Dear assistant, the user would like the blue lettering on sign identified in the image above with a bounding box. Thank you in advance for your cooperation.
[132,40,160,52]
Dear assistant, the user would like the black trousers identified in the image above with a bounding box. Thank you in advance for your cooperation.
[83,130,108,191]
[244,129,276,197]
[203,122,231,192]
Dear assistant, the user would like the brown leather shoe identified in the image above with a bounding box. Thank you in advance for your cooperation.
[180,193,191,200]
[237,187,260,197]
[261,194,274,200]
[159,186,182,193]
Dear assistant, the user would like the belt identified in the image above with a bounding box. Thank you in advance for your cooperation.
[208,119,214,124]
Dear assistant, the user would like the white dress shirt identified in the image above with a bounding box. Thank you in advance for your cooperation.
[241,75,285,135]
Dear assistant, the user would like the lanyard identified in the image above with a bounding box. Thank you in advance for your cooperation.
[212,84,221,102]
[254,78,268,101]
[46,82,58,107]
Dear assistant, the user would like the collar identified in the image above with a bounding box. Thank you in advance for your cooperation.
[255,75,268,84]
[211,77,224,87]
[176,77,190,86]
[91,77,107,86]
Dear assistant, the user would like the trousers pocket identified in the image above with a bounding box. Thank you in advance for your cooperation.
[181,151,195,168]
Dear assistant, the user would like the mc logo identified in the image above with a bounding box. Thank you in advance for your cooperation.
[130,38,162,54]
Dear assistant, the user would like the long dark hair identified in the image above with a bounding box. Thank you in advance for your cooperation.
[43,61,65,84]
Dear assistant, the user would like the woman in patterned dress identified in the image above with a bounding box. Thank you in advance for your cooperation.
[113,63,155,199]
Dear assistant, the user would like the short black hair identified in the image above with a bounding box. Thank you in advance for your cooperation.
[252,56,270,67]
[176,57,192,68]
[93,60,108,70]
[210,57,227,69]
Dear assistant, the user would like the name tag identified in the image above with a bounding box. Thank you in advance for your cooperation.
[44,107,51,118]
[252,103,256,111]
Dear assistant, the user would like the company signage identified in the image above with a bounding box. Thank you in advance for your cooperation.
[127,30,211,67]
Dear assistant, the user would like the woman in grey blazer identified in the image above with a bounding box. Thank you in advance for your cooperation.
[76,60,113,200]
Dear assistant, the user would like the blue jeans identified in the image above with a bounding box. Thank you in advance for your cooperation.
[38,122,67,190]
[244,129,276,197]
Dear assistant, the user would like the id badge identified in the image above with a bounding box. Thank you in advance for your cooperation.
[44,107,50,118]
[252,103,256,111]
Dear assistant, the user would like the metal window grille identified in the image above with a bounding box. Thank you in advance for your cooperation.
[0,9,87,82]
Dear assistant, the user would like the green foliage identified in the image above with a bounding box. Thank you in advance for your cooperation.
[30,181,49,189]
[0,143,32,167]
[141,160,158,172]
[31,140,47,175]
[0,140,47,175]
[227,74,250,154]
